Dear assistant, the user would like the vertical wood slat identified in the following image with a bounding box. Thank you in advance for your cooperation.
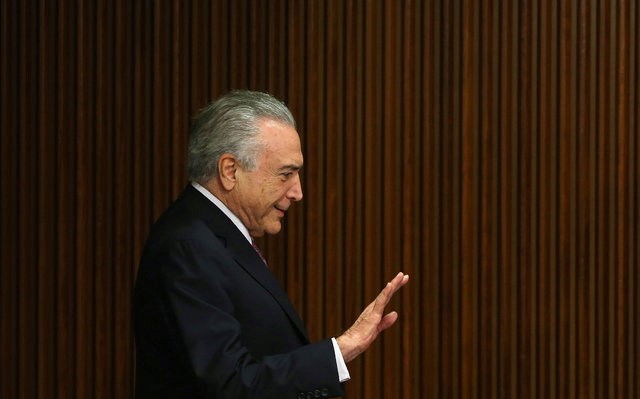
[94,1,115,398]
[617,3,632,399]
[401,2,422,398]
[633,0,638,389]
[460,0,479,397]
[17,2,39,399]
[37,1,57,398]
[74,1,96,397]
[381,2,402,397]
[422,0,442,397]
[558,1,575,397]
[538,1,557,397]
[283,0,306,323]
[113,1,133,397]
[499,1,518,397]
[518,1,534,398]
[440,1,460,396]
[576,1,596,398]
[478,1,500,398]
[170,0,190,198]
[0,1,18,398]
[151,2,171,218]
[596,1,608,397]
[303,0,325,345]
[0,1,637,398]
[56,0,77,396]
[340,0,366,396]
[323,0,345,347]
[362,2,383,397]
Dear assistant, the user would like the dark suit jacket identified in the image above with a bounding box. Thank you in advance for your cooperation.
[133,185,343,398]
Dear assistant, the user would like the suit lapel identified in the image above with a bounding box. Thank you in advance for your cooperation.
[180,185,310,341]
[226,238,309,341]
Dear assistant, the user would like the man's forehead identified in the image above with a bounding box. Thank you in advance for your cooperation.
[255,121,303,171]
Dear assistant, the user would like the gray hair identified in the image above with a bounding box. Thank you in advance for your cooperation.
[187,90,296,183]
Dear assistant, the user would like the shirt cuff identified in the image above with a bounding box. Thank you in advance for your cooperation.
[331,337,351,382]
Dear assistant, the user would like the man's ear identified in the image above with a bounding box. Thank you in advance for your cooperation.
[218,154,238,191]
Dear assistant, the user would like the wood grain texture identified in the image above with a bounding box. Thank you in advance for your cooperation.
[1,1,638,398]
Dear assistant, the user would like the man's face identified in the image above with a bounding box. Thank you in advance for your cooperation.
[231,118,304,237]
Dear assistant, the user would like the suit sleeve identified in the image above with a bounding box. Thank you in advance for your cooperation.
[156,238,344,399]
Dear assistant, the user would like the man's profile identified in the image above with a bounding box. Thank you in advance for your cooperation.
[133,90,409,398]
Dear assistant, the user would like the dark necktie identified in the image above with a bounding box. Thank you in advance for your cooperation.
[252,240,268,266]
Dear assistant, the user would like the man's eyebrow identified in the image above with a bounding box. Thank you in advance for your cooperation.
[277,164,303,172]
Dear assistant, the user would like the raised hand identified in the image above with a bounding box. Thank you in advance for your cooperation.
[336,272,410,362]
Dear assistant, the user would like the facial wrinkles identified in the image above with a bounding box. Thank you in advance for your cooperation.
[236,118,303,236]
[233,164,286,236]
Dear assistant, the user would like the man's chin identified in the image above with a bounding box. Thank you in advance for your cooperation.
[264,222,282,235]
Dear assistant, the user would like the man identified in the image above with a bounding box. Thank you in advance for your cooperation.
[133,90,409,398]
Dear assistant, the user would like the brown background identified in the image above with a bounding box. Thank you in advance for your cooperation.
[1,1,638,398]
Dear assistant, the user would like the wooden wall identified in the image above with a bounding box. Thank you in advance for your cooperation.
[1,1,638,398]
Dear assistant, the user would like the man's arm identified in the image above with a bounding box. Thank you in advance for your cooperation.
[137,237,345,399]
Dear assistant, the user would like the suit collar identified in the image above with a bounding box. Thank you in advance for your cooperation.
[190,182,252,243]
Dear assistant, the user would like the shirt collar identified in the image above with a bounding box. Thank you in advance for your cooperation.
[191,181,252,244]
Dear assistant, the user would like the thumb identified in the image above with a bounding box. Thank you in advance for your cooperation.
[378,311,399,332]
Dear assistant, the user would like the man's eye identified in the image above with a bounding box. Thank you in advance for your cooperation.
[282,172,293,179]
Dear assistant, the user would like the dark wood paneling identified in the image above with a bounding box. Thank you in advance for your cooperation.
[1,1,638,398]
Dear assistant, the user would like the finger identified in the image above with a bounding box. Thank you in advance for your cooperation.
[389,272,409,291]
[372,282,395,312]
[396,273,409,288]
[372,273,409,313]
[384,273,409,298]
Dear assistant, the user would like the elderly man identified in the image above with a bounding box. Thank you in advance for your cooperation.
[133,90,409,398]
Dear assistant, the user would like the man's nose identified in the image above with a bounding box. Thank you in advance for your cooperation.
[288,175,303,202]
